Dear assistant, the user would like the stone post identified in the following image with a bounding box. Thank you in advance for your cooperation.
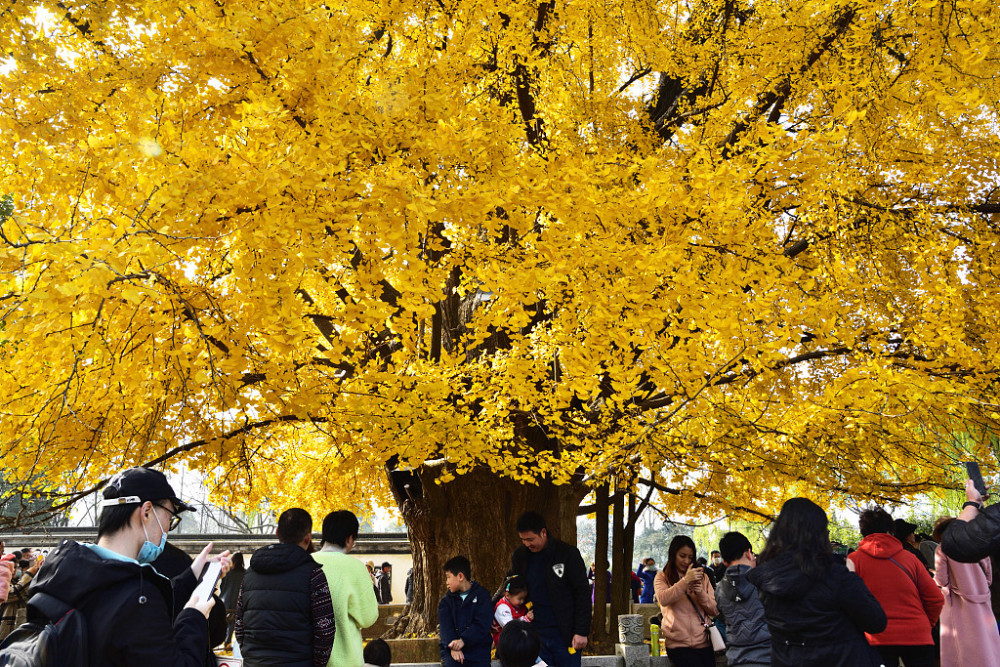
[615,614,650,667]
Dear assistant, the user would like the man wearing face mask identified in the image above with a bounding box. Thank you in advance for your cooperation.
[27,466,231,665]
[705,551,725,587]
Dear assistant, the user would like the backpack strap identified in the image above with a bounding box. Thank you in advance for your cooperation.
[887,556,919,593]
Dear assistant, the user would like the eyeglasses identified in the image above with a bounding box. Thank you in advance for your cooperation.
[153,503,183,532]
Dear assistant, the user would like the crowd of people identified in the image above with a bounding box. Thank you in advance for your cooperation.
[0,544,46,637]
[0,469,593,667]
[649,482,1000,667]
[4,469,1000,667]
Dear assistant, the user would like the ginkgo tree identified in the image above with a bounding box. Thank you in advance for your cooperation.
[2,0,1000,632]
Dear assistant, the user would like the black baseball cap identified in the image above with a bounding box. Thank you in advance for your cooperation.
[100,467,196,513]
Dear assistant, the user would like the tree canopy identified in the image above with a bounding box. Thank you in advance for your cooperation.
[2,0,999,524]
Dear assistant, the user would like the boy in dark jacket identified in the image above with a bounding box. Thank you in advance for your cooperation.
[438,556,494,667]
[714,532,770,666]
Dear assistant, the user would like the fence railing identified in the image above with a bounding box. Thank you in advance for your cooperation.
[0,529,411,555]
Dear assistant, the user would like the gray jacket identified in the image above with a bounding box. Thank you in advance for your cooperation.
[715,564,770,666]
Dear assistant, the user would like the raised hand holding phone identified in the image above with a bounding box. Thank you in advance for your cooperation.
[965,462,988,499]
[191,542,232,579]
[683,564,702,584]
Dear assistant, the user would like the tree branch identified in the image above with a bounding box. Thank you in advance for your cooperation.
[636,477,775,521]
[722,6,857,153]
[38,414,326,516]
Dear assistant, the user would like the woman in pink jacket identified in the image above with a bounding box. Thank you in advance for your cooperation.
[0,554,12,604]
[934,516,1000,667]
[653,535,718,667]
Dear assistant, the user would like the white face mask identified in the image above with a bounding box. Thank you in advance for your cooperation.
[712,557,723,566]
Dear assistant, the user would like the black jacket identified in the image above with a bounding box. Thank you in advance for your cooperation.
[508,538,591,644]
[747,552,886,667]
[28,540,208,666]
[437,581,494,666]
[237,542,319,666]
[714,564,770,666]
[375,570,392,604]
[404,568,414,604]
[941,505,1000,563]
[901,543,931,571]
[152,542,228,652]
[705,563,724,587]
[218,569,245,611]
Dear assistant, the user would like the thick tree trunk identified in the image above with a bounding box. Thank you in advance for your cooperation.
[385,463,587,637]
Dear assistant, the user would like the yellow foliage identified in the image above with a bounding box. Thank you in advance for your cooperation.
[2,0,1000,518]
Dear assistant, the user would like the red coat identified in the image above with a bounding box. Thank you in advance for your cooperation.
[491,597,530,645]
[848,533,943,646]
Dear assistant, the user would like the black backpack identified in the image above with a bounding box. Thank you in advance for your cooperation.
[0,592,90,666]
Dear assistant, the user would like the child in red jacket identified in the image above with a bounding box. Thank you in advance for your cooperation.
[492,576,534,645]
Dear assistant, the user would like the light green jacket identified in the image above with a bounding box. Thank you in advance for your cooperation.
[313,550,380,667]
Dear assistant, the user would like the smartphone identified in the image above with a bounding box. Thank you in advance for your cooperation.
[193,561,224,602]
[965,461,988,497]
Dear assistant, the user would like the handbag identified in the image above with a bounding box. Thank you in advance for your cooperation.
[707,623,726,651]
[686,593,726,652]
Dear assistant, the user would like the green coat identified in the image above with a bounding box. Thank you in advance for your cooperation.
[313,550,380,667]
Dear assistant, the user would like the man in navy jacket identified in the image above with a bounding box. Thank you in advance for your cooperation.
[438,556,493,667]
[507,512,591,667]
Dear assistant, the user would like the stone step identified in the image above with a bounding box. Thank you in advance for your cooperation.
[380,637,665,665]
[364,603,665,640]
[393,659,626,667]
[390,654,681,667]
